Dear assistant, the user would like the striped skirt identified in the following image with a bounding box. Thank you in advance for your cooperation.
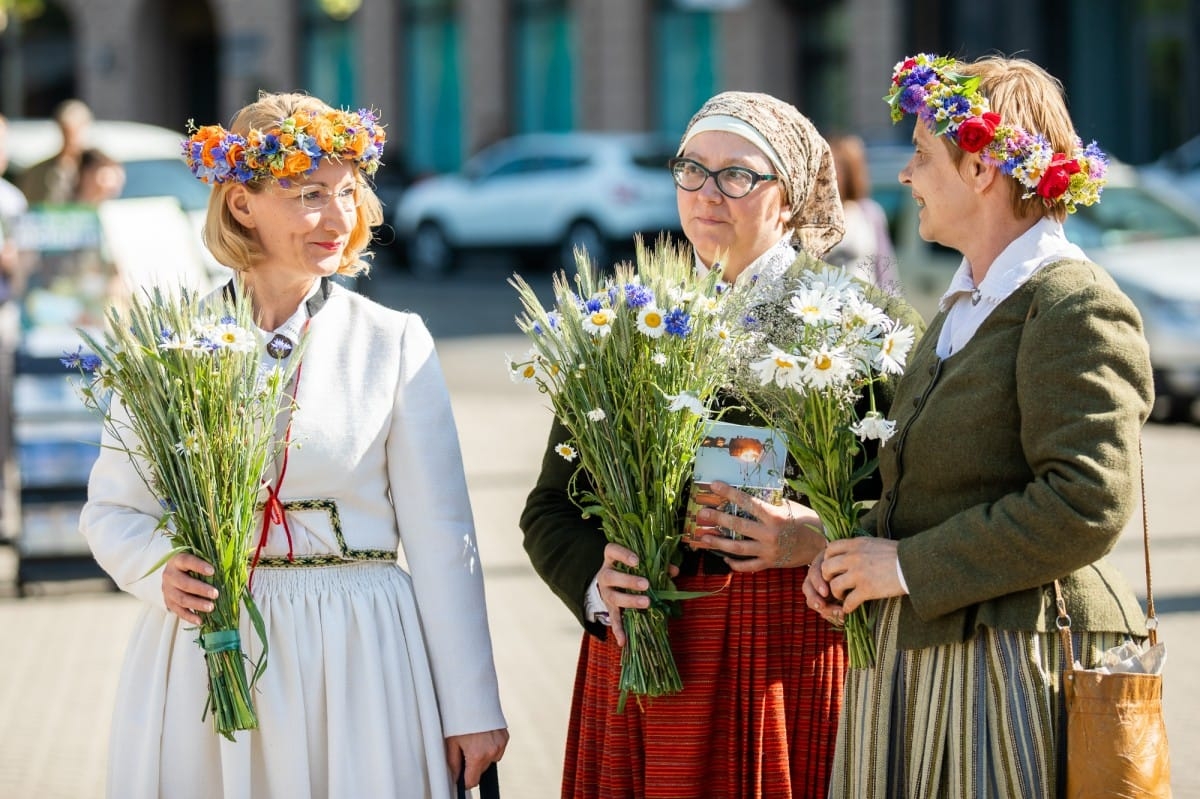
[562,566,847,799]
[830,597,1130,799]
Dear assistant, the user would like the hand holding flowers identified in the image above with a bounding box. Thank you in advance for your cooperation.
[724,261,917,667]
[63,283,302,738]
[508,237,735,708]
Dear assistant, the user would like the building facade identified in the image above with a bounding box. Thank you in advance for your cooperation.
[0,0,1196,181]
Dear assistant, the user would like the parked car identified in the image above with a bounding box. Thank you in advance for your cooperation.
[1139,134,1200,211]
[3,118,212,213]
[868,144,1200,423]
[391,131,684,279]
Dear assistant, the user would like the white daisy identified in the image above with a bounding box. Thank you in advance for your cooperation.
[210,323,256,352]
[651,352,668,366]
[802,347,854,389]
[875,325,917,374]
[851,411,897,445]
[554,442,578,462]
[664,391,709,417]
[750,345,804,388]
[636,306,666,338]
[174,434,201,455]
[505,354,539,384]
[788,288,841,326]
[581,307,616,337]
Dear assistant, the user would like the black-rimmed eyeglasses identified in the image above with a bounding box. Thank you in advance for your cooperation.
[668,157,778,199]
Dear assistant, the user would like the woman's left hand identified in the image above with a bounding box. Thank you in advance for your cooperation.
[818,536,905,613]
[691,480,825,572]
[446,727,509,789]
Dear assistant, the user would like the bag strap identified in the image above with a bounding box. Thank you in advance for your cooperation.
[1055,435,1157,675]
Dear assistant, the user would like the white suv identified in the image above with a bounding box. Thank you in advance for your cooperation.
[392,132,683,279]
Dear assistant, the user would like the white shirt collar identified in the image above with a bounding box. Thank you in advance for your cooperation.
[938,217,1087,313]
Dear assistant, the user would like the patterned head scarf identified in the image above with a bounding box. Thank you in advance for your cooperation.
[677,91,844,257]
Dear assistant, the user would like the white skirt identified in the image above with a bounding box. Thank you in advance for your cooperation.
[106,561,454,799]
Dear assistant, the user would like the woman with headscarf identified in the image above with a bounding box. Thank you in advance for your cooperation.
[520,91,922,799]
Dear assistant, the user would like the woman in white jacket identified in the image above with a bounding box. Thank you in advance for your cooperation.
[80,91,508,798]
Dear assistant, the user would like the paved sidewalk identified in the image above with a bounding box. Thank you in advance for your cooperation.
[1,330,1196,797]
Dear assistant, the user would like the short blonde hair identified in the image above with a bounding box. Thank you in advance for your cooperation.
[945,56,1078,222]
[202,91,384,276]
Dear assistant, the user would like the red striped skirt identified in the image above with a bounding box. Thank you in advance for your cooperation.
[562,565,847,799]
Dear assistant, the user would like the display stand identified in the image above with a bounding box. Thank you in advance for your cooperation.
[5,205,112,594]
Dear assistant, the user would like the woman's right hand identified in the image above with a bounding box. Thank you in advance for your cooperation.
[162,552,219,624]
[597,542,653,648]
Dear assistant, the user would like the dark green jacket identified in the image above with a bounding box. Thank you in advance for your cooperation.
[869,259,1154,650]
[520,253,926,636]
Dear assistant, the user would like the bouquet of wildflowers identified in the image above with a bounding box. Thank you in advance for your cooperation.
[724,261,916,668]
[509,238,736,708]
[63,284,301,739]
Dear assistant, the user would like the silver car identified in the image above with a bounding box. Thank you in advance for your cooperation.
[868,145,1200,423]
[392,131,683,279]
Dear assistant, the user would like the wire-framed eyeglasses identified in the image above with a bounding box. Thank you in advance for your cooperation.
[668,157,778,199]
[293,185,362,212]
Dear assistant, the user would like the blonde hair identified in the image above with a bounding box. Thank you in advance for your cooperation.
[946,56,1078,222]
[202,91,384,276]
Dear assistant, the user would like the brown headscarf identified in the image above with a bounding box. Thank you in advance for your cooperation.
[677,91,845,258]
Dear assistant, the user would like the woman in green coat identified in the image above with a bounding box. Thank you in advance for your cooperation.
[800,54,1153,798]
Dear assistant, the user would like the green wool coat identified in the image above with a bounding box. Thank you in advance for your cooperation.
[866,258,1155,650]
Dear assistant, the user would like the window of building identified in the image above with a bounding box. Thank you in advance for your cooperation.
[404,0,462,175]
[511,0,575,132]
[300,0,359,111]
[652,1,719,136]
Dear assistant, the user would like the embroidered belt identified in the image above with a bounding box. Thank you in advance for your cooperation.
[252,498,396,568]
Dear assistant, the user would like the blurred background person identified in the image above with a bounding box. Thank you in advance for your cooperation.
[20,98,92,205]
[72,148,125,206]
[824,133,899,290]
[0,113,29,300]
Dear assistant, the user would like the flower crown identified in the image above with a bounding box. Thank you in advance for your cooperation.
[183,107,386,185]
[886,53,1106,213]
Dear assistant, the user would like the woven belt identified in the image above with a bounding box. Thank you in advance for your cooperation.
[252,498,396,568]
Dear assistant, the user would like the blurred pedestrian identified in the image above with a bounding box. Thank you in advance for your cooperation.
[20,98,92,205]
[80,90,508,798]
[73,148,125,205]
[522,90,922,799]
[804,53,1152,799]
[825,133,899,290]
[0,113,29,300]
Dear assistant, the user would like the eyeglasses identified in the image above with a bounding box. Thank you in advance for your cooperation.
[668,157,778,199]
[293,185,361,212]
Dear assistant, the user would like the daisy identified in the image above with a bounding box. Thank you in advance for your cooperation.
[664,391,708,417]
[636,306,666,338]
[582,307,616,337]
[875,325,916,374]
[750,345,804,389]
[851,411,897,445]
[209,322,256,352]
[506,354,539,384]
[801,346,854,389]
[788,288,841,326]
[651,352,668,366]
[174,434,202,455]
[555,442,577,462]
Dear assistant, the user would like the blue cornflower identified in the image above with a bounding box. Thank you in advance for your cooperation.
[60,347,101,371]
[663,308,692,338]
[624,284,654,308]
[584,297,603,313]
